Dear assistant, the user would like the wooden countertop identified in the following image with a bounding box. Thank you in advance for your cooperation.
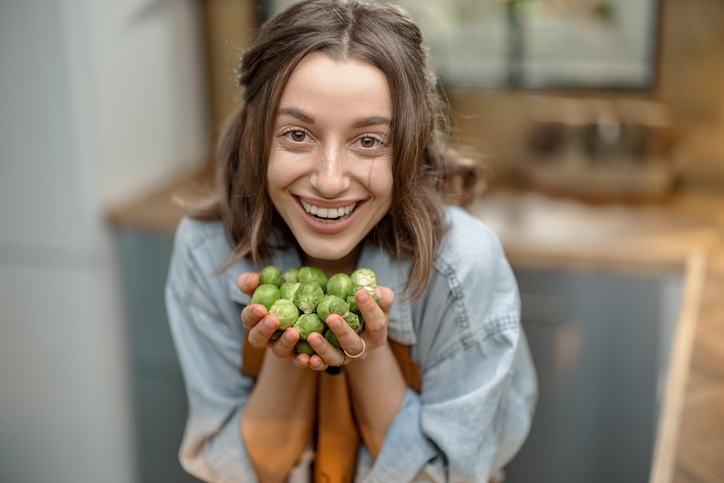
[108,174,724,482]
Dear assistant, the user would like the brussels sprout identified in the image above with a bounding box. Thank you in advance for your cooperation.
[299,266,328,292]
[351,268,377,287]
[347,285,379,314]
[343,312,365,335]
[280,282,301,301]
[283,268,300,284]
[326,273,354,299]
[269,299,299,330]
[271,329,285,340]
[292,280,324,314]
[323,328,341,348]
[250,284,281,311]
[293,313,325,340]
[296,340,316,356]
[316,295,349,322]
[259,266,283,287]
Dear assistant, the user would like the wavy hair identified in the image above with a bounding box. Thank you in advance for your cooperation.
[190,0,480,298]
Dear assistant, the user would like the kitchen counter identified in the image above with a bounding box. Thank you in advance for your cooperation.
[108,174,724,483]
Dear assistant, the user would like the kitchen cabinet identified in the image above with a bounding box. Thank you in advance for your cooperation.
[115,229,202,483]
[506,267,683,482]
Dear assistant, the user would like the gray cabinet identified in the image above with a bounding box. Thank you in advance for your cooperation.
[116,229,202,483]
[504,267,682,483]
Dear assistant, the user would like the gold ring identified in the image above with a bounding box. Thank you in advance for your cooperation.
[343,339,366,359]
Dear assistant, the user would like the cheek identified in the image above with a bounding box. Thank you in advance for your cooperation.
[267,151,300,195]
[367,159,394,204]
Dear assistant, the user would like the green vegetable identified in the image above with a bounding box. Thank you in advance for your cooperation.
[280,282,301,301]
[323,328,341,348]
[316,294,349,322]
[259,266,283,287]
[293,281,324,314]
[283,268,300,284]
[343,312,365,334]
[293,313,325,340]
[256,265,378,352]
[250,284,281,311]
[269,299,299,330]
[350,268,377,287]
[299,266,328,292]
[347,285,379,314]
[326,273,354,299]
[296,340,316,355]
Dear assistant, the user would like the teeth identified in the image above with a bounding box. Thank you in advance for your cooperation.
[301,200,357,220]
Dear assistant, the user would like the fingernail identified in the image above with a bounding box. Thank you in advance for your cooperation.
[310,337,323,348]
[253,307,264,318]
[358,290,370,303]
[327,318,341,331]
[284,330,295,342]
[264,318,276,331]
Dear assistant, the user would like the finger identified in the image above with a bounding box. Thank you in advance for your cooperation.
[355,289,388,340]
[373,286,395,314]
[247,314,279,348]
[296,351,312,368]
[237,272,260,296]
[241,304,267,331]
[271,327,300,358]
[325,315,365,358]
[308,353,329,371]
[307,332,342,369]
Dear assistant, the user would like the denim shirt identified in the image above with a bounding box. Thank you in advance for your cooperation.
[165,205,538,483]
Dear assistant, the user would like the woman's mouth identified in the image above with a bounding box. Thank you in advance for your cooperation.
[300,199,358,224]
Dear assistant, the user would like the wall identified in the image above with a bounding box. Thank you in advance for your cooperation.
[0,0,208,481]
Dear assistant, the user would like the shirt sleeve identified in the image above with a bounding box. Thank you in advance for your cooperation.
[165,220,259,483]
[362,230,538,482]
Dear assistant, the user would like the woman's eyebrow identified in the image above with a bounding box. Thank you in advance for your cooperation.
[277,108,390,129]
[351,116,391,129]
[277,107,315,124]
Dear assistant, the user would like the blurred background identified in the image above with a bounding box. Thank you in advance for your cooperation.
[1,1,723,482]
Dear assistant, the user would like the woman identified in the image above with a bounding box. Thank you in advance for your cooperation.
[166,1,537,481]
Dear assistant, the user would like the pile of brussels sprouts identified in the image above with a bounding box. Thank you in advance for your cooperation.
[249,266,379,355]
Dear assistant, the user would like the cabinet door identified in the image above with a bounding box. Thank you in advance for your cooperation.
[116,229,202,483]
[504,268,679,483]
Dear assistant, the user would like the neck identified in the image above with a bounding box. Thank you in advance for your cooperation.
[301,244,363,278]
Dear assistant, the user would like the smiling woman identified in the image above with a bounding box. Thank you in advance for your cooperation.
[268,52,394,269]
[166,1,537,482]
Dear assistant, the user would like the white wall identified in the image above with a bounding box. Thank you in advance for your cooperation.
[0,1,208,481]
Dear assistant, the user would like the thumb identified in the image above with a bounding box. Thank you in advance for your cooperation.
[237,272,260,296]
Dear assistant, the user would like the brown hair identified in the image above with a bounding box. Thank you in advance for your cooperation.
[191,0,480,299]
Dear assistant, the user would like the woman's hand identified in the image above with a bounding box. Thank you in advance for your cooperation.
[237,272,301,360]
[303,285,394,371]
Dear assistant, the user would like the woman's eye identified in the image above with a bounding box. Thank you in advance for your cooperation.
[285,130,308,143]
[357,136,381,148]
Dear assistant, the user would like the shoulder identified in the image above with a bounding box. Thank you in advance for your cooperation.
[173,216,228,255]
[433,205,519,336]
[167,216,245,297]
[436,205,507,277]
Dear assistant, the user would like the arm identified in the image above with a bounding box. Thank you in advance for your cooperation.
[165,220,317,483]
[303,286,408,458]
[359,242,537,482]
[237,273,318,482]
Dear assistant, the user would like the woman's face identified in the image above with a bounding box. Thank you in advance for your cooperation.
[267,51,394,263]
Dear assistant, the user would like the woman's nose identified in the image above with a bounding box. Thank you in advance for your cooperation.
[310,144,350,198]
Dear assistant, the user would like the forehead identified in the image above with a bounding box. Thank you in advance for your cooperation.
[277,51,392,121]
